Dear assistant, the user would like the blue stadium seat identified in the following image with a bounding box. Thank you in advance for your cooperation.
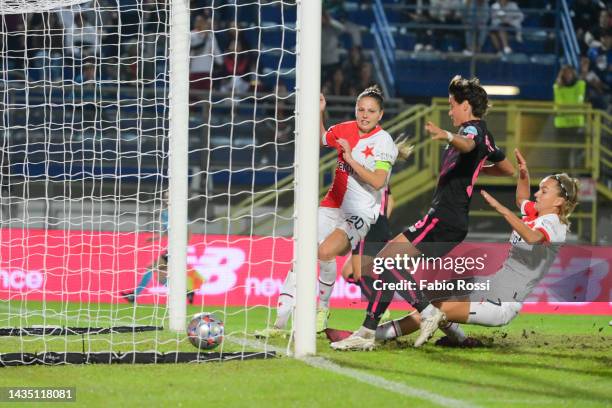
[394,33,416,51]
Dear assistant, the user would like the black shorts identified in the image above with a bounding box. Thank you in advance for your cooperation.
[161,252,169,262]
[402,213,467,258]
[352,215,391,257]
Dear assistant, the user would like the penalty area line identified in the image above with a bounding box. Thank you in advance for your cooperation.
[227,336,480,408]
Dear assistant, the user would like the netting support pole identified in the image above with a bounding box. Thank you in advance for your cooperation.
[168,0,190,332]
[294,0,321,358]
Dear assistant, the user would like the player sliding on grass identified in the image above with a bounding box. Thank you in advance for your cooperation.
[255,85,398,338]
[331,75,515,350]
[354,149,579,346]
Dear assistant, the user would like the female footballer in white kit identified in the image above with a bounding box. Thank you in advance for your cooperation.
[369,149,580,345]
[255,85,398,338]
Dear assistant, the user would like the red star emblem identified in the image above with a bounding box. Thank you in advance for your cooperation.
[361,145,374,158]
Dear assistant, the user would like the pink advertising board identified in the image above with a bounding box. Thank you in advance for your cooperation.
[0,229,610,315]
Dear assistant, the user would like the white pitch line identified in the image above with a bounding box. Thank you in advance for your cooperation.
[228,336,480,408]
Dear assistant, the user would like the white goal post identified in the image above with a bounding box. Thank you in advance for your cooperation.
[293,0,320,358]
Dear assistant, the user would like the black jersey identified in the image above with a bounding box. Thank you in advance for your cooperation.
[429,120,505,231]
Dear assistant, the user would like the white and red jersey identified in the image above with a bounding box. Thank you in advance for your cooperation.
[320,120,398,218]
[493,200,568,302]
[509,200,567,245]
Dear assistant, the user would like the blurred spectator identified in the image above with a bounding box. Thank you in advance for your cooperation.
[554,65,587,168]
[29,35,64,83]
[490,0,524,54]
[324,0,363,46]
[463,0,490,54]
[554,65,586,129]
[580,56,608,110]
[428,0,464,51]
[572,0,605,53]
[1,14,26,70]
[587,29,612,109]
[190,15,222,90]
[322,67,351,96]
[341,45,364,83]
[27,13,64,83]
[584,9,612,49]
[219,34,256,94]
[353,62,374,92]
[401,0,436,51]
[321,10,346,85]
[586,28,612,108]
[257,84,294,165]
[75,63,103,131]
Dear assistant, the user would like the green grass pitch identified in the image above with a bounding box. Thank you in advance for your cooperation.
[0,301,610,407]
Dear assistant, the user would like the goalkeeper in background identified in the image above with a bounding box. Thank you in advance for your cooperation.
[121,193,202,304]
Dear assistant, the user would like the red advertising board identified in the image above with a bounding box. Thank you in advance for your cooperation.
[0,229,610,315]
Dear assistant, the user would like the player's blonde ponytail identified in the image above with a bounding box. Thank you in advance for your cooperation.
[552,173,579,226]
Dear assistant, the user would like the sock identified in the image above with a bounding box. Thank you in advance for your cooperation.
[134,270,153,295]
[318,259,336,309]
[375,319,403,340]
[419,304,438,319]
[441,322,466,342]
[379,266,431,312]
[362,289,393,330]
[358,274,376,302]
[356,326,375,339]
[274,270,296,329]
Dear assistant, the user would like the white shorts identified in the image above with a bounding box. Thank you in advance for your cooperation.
[318,207,374,250]
[466,301,522,327]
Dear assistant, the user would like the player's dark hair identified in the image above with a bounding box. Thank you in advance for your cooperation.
[448,75,490,118]
[357,84,384,110]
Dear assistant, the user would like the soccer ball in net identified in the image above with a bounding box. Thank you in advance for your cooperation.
[187,313,224,350]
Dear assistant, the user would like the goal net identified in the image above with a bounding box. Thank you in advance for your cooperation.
[0,0,317,364]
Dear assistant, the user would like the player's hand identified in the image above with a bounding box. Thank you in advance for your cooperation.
[397,140,415,161]
[320,93,326,112]
[337,138,354,163]
[425,121,447,142]
[514,149,529,179]
[481,190,508,215]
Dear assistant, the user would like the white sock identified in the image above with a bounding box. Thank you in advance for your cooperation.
[420,304,437,319]
[375,319,403,341]
[356,326,375,339]
[317,259,336,309]
[441,322,466,342]
[274,270,295,329]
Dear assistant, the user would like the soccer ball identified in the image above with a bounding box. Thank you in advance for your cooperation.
[187,313,224,350]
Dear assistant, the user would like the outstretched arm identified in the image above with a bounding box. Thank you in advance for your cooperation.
[514,149,531,209]
[481,190,544,244]
[426,121,476,153]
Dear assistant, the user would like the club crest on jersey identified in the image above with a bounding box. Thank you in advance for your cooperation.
[361,145,374,158]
